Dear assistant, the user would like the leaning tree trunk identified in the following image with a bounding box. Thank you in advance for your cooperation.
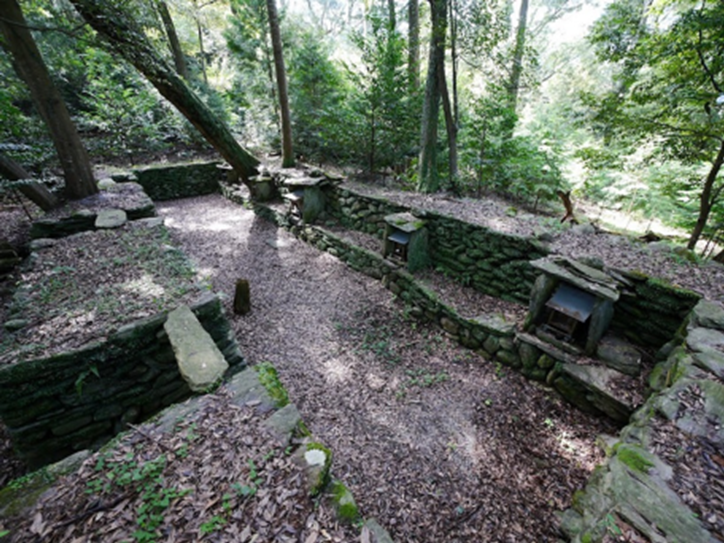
[408,0,420,89]
[266,0,294,167]
[68,0,259,184]
[417,0,447,193]
[0,152,59,211]
[0,0,97,200]
[157,1,189,80]
[688,138,724,250]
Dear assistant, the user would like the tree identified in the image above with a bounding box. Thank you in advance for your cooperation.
[0,151,59,211]
[68,0,260,184]
[266,0,295,167]
[157,1,189,80]
[350,8,415,172]
[506,0,529,123]
[589,0,724,250]
[0,0,97,201]
[417,0,449,193]
[408,0,420,88]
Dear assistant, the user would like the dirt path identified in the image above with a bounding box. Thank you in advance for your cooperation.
[157,195,617,542]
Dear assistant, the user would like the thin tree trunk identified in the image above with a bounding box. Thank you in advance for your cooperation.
[157,1,189,80]
[266,0,294,167]
[0,152,59,211]
[0,0,97,200]
[408,0,419,89]
[417,0,447,193]
[196,17,208,85]
[688,138,724,250]
[387,0,396,30]
[69,0,260,184]
[507,0,529,129]
[449,0,458,125]
[438,57,457,184]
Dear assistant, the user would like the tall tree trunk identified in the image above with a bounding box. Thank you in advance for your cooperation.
[417,0,447,193]
[506,0,529,132]
[688,138,724,250]
[196,17,208,85]
[449,0,458,126]
[0,153,59,211]
[157,1,189,80]
[387,0,396,30]
[0,0,97,200]
[266,0,294,167]
[408,0,419,89]
[438,58,457,184]
[69,0,260,184]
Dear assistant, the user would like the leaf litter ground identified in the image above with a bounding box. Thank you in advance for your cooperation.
[152,195,616,541]
[2,187,720,540]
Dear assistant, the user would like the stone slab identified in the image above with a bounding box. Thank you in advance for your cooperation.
[164,305,228,392]
[596,335,642,376]
[263,403,302,446]
[531,257,619,301]
[95,208,127,229]
[689,300,724,331]
[560,363,635,421]
[686,327,724,354]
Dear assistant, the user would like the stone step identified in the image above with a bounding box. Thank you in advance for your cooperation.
[164,304,229,392]
[555,363,637,422]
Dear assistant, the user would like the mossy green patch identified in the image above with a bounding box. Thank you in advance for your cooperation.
[253,362,289,408]
[616,446,654,473]
[305,442,332,495]
[330,480,359,522]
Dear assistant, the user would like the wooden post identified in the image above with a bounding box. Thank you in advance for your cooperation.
[234,279,251,315]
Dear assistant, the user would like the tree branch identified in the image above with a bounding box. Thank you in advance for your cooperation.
[696,1,723,93]
[0,15,87,38]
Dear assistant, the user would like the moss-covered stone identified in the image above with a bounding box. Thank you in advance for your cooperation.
[253,362,289,408]
[302,442,332,496]
[329,480,359,522]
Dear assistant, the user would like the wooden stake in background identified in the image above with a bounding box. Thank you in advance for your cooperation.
[234,279,251,315]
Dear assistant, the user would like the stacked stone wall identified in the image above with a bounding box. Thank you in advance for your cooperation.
[130,161,221,201]
[326,186,549,303]
[0,294,243,469]
[609,271,700,348]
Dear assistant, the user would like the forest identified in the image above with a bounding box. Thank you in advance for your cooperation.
[1,1,724,541]
[1,0,723,256]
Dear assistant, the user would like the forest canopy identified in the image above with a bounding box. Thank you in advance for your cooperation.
[0,0,723,254]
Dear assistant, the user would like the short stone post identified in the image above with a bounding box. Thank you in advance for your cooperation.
[234,279,251,315]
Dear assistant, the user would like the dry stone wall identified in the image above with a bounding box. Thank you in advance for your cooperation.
[559,299,724,542]
[0,291,243,469]
[128,161,222,201]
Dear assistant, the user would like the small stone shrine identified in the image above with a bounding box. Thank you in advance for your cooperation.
[525,256,619,355]
[283,176,326,223]
[382,212,430,272]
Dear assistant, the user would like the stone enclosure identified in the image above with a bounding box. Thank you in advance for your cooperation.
[2,160,721,542]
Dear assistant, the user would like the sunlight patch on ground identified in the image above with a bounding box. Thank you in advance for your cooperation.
[321,356,352,384]
[555,428,603,471]
[121,273,166,299]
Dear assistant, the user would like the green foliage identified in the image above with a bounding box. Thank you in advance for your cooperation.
[459,90,566,203]
[287,29,350,162]
[89,450,191,542]
[253,362,289,407]
[346,9,420,172]
[585,0,724,242]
